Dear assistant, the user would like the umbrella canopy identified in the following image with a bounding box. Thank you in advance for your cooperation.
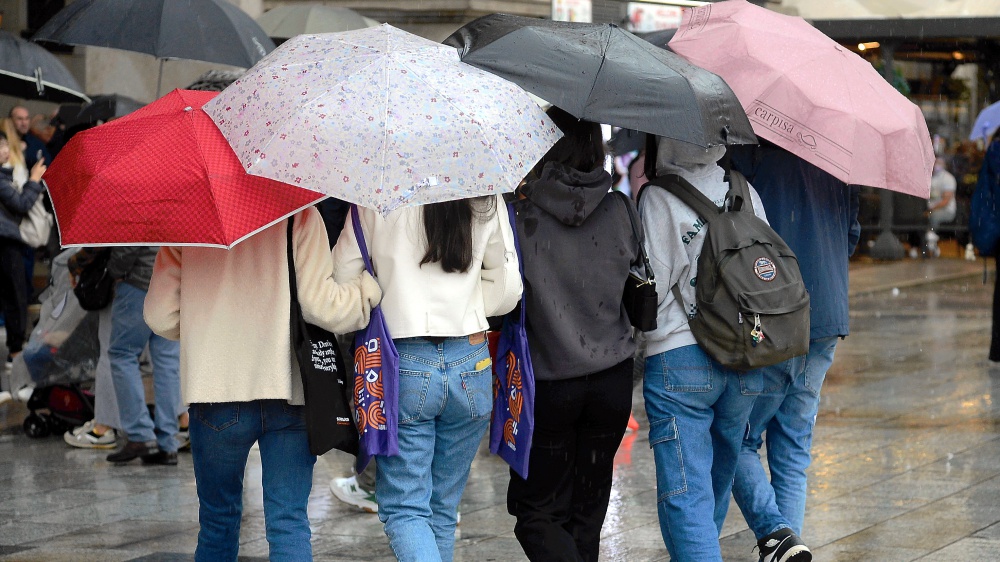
[664,0,934,197]
[32,0,275,69]
[205,24,562,216]
[443,14,756,148]
[256,4,378,40]
[0,31,88,103]
[971,100,1000,142]
[71,93,145,126]
[45,89,325,249]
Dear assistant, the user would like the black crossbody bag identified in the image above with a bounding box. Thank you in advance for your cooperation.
[615,191,658,331]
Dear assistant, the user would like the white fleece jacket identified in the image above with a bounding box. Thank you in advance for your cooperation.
[639,140,768,358]
[332,195,522,339]
[144,207,382,405]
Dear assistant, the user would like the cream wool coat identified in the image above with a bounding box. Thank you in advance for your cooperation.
[331,195,522,339]
[144,207,381,405]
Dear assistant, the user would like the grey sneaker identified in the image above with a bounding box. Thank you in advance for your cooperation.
[330,475,378,513]
[64,427,117,449]
[757,528,811,562]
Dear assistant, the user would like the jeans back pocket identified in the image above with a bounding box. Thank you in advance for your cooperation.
[193,402,240,432]
[461,363,493,421]
[398,370,432,424]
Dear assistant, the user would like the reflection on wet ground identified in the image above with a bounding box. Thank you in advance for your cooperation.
[1,259,998,561]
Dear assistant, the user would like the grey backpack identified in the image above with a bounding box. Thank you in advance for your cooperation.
[650,170,810,370]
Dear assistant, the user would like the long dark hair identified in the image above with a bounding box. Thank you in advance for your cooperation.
[420,197,495,273]
[532,106,605,177]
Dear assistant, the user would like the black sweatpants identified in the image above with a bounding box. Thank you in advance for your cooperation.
[0,238,28,354]
[507,358,633,562]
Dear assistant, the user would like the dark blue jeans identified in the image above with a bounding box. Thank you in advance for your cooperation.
[190,400,316,562]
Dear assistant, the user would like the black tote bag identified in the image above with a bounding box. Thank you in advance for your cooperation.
[286,216,359,456]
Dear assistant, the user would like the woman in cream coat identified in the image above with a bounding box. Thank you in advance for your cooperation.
[144,207,381,562]
[332,194,521,562]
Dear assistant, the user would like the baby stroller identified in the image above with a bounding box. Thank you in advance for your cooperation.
[8,249,100,438]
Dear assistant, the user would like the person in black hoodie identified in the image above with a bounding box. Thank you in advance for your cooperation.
[506,107,643,562]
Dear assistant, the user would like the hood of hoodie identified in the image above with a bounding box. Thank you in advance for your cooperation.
[521,162,612,226]
[655,137,727,181]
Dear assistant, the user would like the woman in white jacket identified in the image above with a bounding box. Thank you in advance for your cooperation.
[638,138,766,562]
[332,195,521,562]
[144,207,381,562]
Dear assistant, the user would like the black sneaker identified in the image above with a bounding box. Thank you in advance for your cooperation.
[757,528,812,562]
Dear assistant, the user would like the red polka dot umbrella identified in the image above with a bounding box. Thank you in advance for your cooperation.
[45,89,325,249]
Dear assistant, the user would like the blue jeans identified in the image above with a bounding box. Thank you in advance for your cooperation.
[643,344,762,562]
[732,337,839,539]
[376,336,492,562]
[190,400,316,562]
[108,282,180,451]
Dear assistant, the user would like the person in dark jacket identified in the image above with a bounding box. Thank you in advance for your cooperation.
[506,106,642,562]
[104,246,182,465]
[729,140,860,559]
[0,132,45,368]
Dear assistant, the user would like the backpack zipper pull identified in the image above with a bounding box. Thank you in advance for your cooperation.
[750,314,765,347]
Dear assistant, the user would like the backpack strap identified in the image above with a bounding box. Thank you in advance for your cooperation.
[648,174,721,219]
[726,169,755,215]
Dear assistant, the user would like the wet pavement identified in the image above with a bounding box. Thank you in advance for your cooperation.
[1,257,997,561]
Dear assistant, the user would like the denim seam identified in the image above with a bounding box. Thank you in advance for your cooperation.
[196,403,240,432]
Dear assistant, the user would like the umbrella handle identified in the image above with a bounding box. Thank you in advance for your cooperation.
[33,67,45,96]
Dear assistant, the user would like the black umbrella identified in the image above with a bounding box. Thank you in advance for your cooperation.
[71,93,145,126]
[444,14,755,148]
[608,128,646,156]
[32,0,275,95]
[0,31,88,103]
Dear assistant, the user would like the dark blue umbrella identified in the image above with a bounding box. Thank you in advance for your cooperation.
[0,31,88,103]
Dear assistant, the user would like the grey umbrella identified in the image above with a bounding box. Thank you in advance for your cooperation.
[256,4,378,42]
[444,14,755,148]
[32,0,275,95]
[0,31,88,103]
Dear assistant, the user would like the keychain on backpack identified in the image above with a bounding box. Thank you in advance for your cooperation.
[750,314,765,347]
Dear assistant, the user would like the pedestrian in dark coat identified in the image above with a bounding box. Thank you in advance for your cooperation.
[507,106,643,562]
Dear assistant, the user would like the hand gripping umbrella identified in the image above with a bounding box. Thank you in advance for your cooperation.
[32,0,276,96]
[205,24,562,216]
[663,0,934,197]
[444,13,756,148]
[0,31,88,103]
[45,89,325,249]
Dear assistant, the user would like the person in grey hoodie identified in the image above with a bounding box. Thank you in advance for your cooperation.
[104,246,181,466]
[506,107,643,562]
[637,138,767,562]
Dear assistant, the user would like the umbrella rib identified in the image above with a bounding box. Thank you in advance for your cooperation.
[393,55,514,188]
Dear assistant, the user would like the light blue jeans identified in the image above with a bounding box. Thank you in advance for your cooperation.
[643,344,762,562]
[190,400,315,562]
[732,337,839,539]
[108,282,180,451]
[376,336,493,562]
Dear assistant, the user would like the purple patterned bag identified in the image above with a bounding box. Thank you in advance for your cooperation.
[489,203,535,478]
[351,205,399,472]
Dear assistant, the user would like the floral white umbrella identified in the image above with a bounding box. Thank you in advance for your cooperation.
[205,24,561,215]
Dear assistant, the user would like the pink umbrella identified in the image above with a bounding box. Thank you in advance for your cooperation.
[665,0,933,197]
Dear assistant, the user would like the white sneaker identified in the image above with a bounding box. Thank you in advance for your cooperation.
[0,391,11,405]
[64,427,117,449]
[330,476,378,513]
[72,420,96,436]
[14,386,33,402]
